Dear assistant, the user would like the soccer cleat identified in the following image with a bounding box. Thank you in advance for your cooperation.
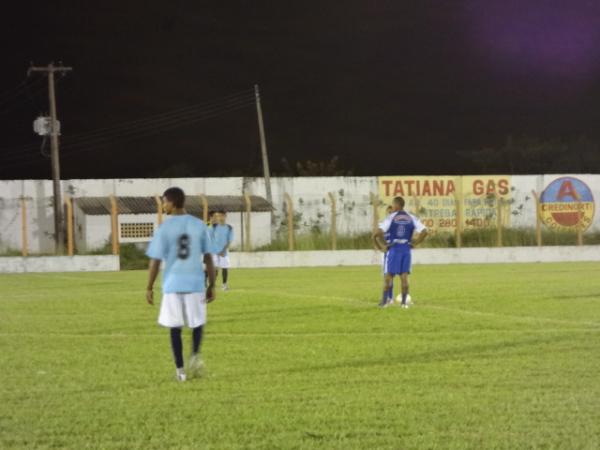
[175,368,187,382]
[378,298,390,308]
[222,284,228,291]
[401,303,410,309]
[187,353,205,378]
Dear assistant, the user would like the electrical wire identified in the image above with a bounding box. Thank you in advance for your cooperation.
[0,97,255,163]
[0,98,256,171]
[0,76,46,113]
[0,89,255,157]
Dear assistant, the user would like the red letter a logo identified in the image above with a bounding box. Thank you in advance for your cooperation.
[557,180,580,201]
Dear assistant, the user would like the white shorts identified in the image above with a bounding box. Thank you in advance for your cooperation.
[158,292,207,329]
[212,254,231,269]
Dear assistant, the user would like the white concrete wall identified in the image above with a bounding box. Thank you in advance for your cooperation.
[1,175,599,253]
[0,255,120,273]
[228,211,271,249]
[84,215,112,251]
[230,246,600,268]
[247,176,378,236]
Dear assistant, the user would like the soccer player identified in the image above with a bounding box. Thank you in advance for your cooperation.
[205,210,218,285]
[211,210,234,291]
[374,205,394,303]
[146,187,216,382]
[373,196,428,308]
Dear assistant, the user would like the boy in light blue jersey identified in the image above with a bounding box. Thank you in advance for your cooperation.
[211,210,234,290]
[146,187,216,382]
[374,196,428,308]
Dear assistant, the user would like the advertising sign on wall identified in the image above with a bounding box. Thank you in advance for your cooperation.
[540,176,595,231]
[378,176,512,232]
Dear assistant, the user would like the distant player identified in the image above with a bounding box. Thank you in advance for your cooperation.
[205,211,218,285]
[373,196,428,308]
[211,209,234,291]
[145,187,216,382]
[374,205,394,303]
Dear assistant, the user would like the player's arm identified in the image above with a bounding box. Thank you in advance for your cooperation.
[412,229,428,247]
[219,226,233,256]
[372,229,387,252]
[410,215,428,248]
[146,259,161,305]
[373,214,393,251]
[204,253,216,302]
[145,227,165,305]
[218,242,230,256]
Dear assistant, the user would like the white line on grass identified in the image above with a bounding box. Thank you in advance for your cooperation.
[419,304,600,328]
[233,288,600,328]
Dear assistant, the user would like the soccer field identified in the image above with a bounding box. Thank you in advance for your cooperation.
[1,263,599,449]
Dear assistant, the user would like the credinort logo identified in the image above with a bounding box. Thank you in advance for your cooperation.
[540,177,595,231]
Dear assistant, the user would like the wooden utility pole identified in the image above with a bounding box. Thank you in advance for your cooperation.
[28,63,72,253]
[284,193,295,251]
[21,198,28,257]
[328,192,337,250]
[531,190,542,246]
[64,195,74,256]
[254,85,274,235]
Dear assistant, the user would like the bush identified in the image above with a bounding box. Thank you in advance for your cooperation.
[255,232,375,251]
[87,242,148,270]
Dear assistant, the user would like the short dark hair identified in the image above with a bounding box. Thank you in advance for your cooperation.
[218,209,227,215]
[393,196,405,208]
[208,210,216,218]
[163,187,185,208]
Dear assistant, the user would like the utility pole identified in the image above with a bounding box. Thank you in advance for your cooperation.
[254,84,275,234]
[28,62,72,254]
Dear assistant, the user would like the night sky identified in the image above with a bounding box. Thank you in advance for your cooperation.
[2,0,600,179]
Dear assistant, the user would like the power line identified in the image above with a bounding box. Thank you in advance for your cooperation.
[0,76,46,112]
[0,89,255,157]
[61,99,255,149]
[0,97,255,163]
[0,99,255,171]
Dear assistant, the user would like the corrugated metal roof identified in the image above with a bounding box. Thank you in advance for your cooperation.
[75,195,272,215]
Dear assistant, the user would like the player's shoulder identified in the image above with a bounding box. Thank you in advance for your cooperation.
[226,224,233,230]
[185,214,208,230]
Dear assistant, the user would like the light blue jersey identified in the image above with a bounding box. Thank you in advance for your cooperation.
[211,224,233,256]
[146,215,211,293]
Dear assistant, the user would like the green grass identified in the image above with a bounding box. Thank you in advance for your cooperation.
[1,263,600,449]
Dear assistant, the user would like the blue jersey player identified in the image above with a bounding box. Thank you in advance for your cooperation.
[373,196,428,308]
[146,187,216,382]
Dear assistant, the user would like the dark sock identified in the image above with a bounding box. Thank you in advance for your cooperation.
[192,326,203,355]
[402,291,408,305]
[222,269,228,284]
[170,328,184,369]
